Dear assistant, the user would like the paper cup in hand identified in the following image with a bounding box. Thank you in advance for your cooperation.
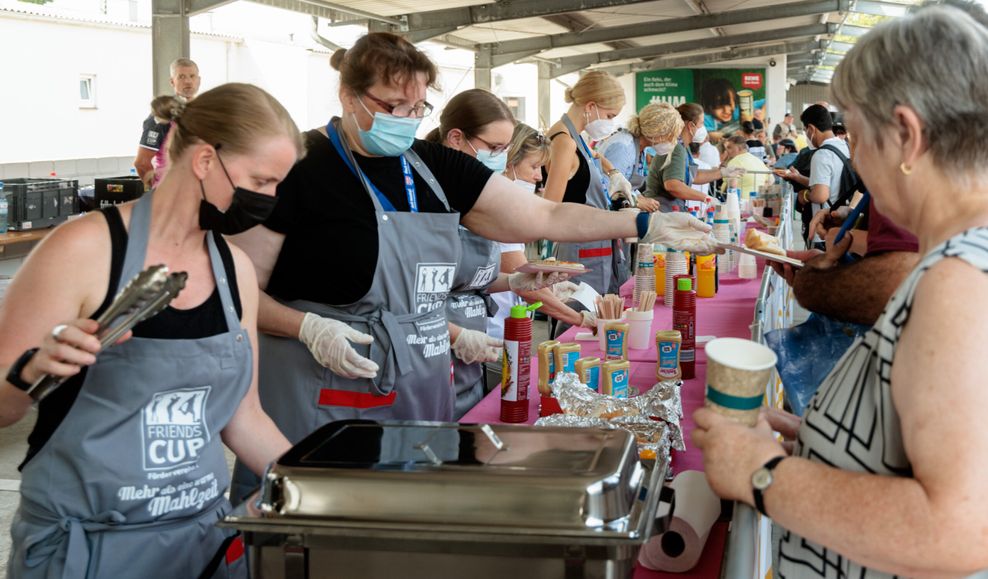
[704,338,776,426]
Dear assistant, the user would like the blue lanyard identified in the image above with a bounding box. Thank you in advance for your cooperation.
[576,134,607,184]
[684,146,695,187]
[326,121,418,213]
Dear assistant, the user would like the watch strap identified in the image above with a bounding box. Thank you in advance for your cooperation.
[753,455,786,517]
[6,348,39,392]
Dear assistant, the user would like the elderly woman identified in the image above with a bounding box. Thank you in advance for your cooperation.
[693,4,988,577]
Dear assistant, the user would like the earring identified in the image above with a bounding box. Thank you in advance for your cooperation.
[899,162,912,176]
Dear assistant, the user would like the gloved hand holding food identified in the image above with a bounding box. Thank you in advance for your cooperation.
[644,212,719,255]
[508,270,570,292]
[298,313,379,379]
[452,329,503,364]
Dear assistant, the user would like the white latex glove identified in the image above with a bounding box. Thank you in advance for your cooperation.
[551,281,580,302]
[608,172,635,204]
[298,312,379,379]
[721,166,746,179]
[644,212,720,255]
[580,310,597,329]
[508,270,569,292]
[452,329,503,364]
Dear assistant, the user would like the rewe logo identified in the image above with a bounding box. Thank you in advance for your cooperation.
[415,263,455,313]
[141,387,211,472]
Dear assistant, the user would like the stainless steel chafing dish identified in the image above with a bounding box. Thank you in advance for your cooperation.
[222,420,674,579]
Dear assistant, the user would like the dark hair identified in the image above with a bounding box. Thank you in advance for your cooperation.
[700,78,737,116]
[424,88,514,144]
[800,104,834,132]
[752,119,764,131]
[331,32,439,94]
[688,142,702,156]
[740,120,755,135]
[677,102,704,124]
[832,123,848,136]
[779,138,797,152]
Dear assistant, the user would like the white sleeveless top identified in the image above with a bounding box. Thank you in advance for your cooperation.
[777,227,988,578]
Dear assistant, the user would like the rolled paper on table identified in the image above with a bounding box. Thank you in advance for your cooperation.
[638,470,721,572]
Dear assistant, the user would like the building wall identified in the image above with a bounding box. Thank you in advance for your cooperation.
[787,83,834,122]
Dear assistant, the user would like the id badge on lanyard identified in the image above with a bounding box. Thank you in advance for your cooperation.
[327,121,419,213]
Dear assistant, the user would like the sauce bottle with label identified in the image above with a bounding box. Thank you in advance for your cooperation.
[672,276,696,379]
[501,302,541,423]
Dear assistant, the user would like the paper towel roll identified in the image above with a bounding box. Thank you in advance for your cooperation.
[638,470,721,572]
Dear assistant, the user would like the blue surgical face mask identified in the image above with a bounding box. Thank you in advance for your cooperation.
[467,140,508,173]
[355,97,421,157]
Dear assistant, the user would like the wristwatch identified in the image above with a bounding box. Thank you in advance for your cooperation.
[751,456,786,517]
[6,348,39,391]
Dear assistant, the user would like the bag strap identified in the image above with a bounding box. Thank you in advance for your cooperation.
[818,144,857,208]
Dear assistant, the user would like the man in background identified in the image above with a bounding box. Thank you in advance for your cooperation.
[133,58,201,187]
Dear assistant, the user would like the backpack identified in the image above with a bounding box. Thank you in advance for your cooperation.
[817,144,862,210]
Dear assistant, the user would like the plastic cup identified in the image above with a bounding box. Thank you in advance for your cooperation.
[625,310,654,350]
[704,338,777,426]
[738,253,758,279]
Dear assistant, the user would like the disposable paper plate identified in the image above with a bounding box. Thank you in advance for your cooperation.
[515,262,589,275]
[716,243,804,268]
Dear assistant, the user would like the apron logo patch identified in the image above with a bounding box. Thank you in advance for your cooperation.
[469,263,497,289]
[141,386,212,473]
[415,263,455,313]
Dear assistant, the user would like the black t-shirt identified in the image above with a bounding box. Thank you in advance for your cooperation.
[264,127,493,305]
[139,113,170,151]
[542,131,591,205]
[21,207,242,470]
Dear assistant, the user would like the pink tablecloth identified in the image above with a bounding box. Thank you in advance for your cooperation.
[461,267,765,578]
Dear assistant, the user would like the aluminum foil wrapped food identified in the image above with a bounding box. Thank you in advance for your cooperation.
[534,372,685,457]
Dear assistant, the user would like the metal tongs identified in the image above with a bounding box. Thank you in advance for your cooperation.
[27,265,188,403]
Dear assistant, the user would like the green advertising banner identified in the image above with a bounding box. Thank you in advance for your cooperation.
[637,68,766,134]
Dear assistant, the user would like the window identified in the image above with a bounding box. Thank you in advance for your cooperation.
[79,74,97,109]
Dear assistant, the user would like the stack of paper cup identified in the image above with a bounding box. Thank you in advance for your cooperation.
[633,242,655,309]
[712,206,732,273]
[664,249,688,307]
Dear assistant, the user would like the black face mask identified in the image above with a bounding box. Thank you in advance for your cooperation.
[199,150,278,235]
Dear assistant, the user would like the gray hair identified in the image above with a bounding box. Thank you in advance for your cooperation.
[831,3,988,176]
[169,57,199,77]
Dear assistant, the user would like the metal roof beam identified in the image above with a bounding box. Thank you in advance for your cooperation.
[189,0,236,16]
[851,0,909,17]
[597,40,822,77]
[489,0,848,55]
[403,0,658,41]
[551,22,834,72]
[238,0,401,25]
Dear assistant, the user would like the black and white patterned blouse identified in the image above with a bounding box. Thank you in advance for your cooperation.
[776,228,988,578]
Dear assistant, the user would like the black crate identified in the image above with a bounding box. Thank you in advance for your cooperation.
[94,176,145,209]
[3,178,79,231]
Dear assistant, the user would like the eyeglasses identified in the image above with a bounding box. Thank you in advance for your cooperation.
[468,134,510,155]
[362,91,433,119]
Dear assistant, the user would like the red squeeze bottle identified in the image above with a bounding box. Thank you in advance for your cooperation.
[672,275,696,379]
[501,302,541,423]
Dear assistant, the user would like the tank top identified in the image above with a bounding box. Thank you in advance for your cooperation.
[20,206,242,469]
[544,131,591,205]
[777,227,988,578]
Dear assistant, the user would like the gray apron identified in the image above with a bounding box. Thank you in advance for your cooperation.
[231,120,462,504]
[552,115,623,294]
[9,193,250,579]
[447,227,500,420]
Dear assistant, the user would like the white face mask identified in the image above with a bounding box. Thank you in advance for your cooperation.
[653,142,676,156]
[513,179,537,194]
[585,106,616,140]
[692,125,708,143]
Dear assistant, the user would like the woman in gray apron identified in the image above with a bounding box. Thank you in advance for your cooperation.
[0,84,303,578]
[227,34,721,502]
[542,71,634,295]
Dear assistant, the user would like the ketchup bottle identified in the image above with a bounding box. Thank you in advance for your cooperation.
[501,302,541,423]
[672,276,696,379]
